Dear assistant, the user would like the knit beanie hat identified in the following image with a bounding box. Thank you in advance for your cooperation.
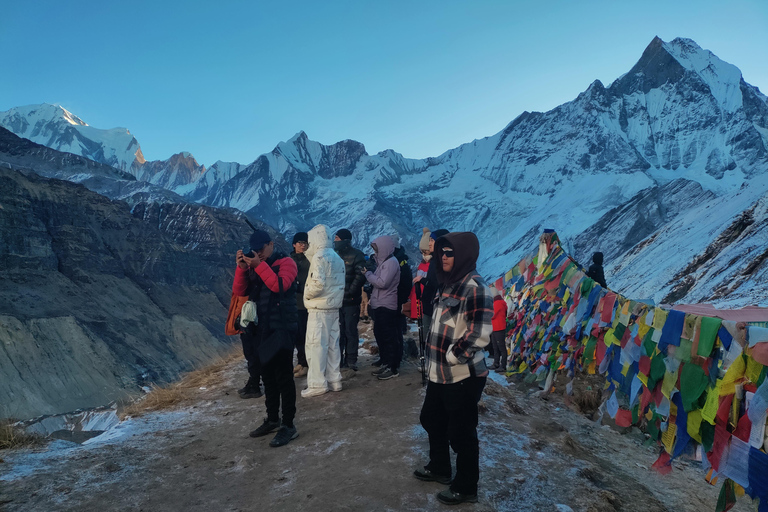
[430,229,450,241]
[292,232,309,244]
[419,227,431,251]
[336,228,352,241]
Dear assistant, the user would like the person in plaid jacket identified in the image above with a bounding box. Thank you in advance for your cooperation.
[414,231,493,505]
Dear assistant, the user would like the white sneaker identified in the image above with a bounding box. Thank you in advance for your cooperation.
[301,387,328,398]
[329,381,342,392]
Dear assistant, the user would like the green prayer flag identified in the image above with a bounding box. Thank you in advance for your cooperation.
[680,363,709,412]
[697,316,722,357]
[643,328,656,357]
[700,418,715,452]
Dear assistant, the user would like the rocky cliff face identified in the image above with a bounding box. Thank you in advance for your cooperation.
[0,165,283,420]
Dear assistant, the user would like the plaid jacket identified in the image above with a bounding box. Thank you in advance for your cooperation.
[425,271,493,384]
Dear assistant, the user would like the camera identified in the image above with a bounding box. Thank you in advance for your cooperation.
[243,249,255,258]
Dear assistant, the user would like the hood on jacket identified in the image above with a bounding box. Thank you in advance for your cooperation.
[419,227,431,251]
[306,224,333,260]
[493,294,504,302]
[434,232,480,285]
[371,235,395,263]
[592,252,604,265]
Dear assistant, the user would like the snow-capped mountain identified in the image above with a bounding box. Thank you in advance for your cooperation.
[0,104,145,172]
[2,37,767,307]
[184,37,767,306]
[0,104,207,189]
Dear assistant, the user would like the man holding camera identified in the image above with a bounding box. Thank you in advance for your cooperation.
[233,230,300,447]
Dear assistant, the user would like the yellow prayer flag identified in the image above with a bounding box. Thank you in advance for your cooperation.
[621,362,630,377]
[662,423,677,454]
[720,355,746,396]
[687,410,703,443]
[662,368,680,399]
[653,308,668,330]
[604,329,619,346]
[746,356,762,384]
[702,382,721,425]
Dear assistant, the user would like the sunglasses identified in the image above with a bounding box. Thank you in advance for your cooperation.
[441,248,455,258]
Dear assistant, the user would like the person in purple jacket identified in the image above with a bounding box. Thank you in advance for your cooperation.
[362,235,402,380]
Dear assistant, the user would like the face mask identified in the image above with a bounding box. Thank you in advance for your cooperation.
[423,254,432,262]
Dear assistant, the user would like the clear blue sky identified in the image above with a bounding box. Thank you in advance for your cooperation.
[1,0,766,166]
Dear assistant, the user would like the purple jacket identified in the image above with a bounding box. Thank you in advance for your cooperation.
[364,235,399,310]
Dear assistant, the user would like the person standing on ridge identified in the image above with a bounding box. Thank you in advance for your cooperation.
[586,251,607,289]
[363,235,401,380]
[290,232,310,378]
[414,228,449,331]
[489,288,508,372]
[333,228,367,372]
[414,231,493,505]
[301,224,346,397]
[233,230,300,447]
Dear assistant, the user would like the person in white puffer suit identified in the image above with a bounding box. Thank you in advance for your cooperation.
[301,224,347,398]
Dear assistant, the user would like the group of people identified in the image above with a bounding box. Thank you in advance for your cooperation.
[231,224,502,505]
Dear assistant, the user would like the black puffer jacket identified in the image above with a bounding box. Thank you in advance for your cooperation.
[334,239,367,307]
[291,251,310,310]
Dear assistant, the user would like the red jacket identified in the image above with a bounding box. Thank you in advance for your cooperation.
[409,260,431,319]
[232,256,298,296]
[492,295,507,332]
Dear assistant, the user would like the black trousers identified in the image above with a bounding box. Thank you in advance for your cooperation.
[295,309,309,367]
[240,330,262,384]
[339,305,361,366]
[373,306,400,371]
[261,347,296,427]
[491,330,506,367]
[419,377,487,495]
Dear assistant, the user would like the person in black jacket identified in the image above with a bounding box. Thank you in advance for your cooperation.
[334,229,367,371]
[586,251,607,289]
[415,229,450,330]
[291,232,311,377]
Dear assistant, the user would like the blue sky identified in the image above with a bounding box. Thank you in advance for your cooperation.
[1,0,766,166]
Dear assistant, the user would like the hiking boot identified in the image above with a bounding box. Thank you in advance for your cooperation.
[294,366,308,378]
[371,365,389,376]
[301,387,328,398]
[348,364,358,371]
[377,368,399,380]
[269,425,299,447]
[329,381,342,392]
[489,362,500,370]
[249,418,280,438]
[413,467,452,485]
[495,367,506,374]
[436,489,478,505]
[371,359,383,367]
[238,378,263,399]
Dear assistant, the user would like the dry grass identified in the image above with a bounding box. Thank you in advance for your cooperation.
[0,420,40,450]
[120,347,243,419]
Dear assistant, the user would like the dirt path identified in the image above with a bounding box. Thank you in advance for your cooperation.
[0,333,752,512]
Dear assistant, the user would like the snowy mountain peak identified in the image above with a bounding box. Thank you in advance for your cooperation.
[0,103,145,172]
